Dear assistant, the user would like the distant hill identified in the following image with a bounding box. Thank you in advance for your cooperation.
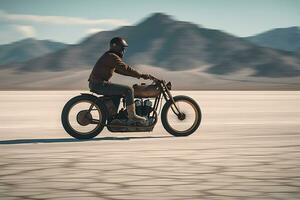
[0,38,67,65]
[245,27,300,53]
[3,13,300,78]
[0,13,300,90]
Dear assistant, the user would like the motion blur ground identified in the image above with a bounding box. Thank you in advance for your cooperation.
[0,91,300,199]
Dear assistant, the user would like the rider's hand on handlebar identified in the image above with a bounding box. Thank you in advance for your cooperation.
[141,74,151,80]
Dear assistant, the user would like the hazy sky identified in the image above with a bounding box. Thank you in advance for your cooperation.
[0,0,299,44]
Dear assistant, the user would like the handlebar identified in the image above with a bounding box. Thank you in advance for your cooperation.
[149,75,161,82]
[145,75,171,90]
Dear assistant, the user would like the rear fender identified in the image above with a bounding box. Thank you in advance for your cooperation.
[80,93,101,102]
[80,92,108,114]
[80,93,112,120]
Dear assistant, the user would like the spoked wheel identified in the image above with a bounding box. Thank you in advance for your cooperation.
[61,95,106,140]
[161,95,201,137]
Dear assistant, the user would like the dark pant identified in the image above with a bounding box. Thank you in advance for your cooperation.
[89,81,134,106]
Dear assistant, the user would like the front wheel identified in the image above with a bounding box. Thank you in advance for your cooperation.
[161,95,202,137]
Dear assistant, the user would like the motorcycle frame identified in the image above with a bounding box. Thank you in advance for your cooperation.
[86,78,182,126]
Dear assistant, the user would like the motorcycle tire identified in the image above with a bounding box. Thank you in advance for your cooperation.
[161,95,201,137]
[61,95,107,140]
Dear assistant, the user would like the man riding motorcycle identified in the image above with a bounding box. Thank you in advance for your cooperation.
[88,37,151,123]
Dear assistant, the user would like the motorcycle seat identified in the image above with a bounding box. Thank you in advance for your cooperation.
[90,88,101,94]
[90,89,124,99]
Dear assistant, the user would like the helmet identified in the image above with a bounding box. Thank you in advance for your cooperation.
[110,37,128,49]
[109,37,128,57]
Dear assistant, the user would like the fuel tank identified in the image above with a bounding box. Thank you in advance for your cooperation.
[133,83,161,98]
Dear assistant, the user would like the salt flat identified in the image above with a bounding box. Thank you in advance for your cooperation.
[0,91,300,199]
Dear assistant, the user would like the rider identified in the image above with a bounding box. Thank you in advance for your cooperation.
[88,37,151,123]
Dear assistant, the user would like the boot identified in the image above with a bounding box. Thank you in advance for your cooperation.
[127,104,146,124]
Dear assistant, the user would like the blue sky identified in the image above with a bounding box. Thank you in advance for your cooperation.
[0,0,299,44]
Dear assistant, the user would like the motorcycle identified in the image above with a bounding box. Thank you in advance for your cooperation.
[61,76,202,140]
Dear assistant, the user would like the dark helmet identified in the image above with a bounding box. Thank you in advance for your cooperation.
[109,37,128,57]
[110,37,128,49]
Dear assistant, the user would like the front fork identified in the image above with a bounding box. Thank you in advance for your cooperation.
[161,81,182,117]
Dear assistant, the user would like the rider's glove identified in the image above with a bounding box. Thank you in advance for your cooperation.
[141,74,151,80]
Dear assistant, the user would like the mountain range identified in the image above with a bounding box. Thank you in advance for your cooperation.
[0,38,67,65]
[245,26,300,53]
[0,13,300,90]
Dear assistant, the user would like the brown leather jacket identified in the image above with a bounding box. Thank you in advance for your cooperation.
[88,51,141,83]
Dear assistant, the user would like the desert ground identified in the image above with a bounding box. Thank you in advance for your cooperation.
[0,91,299,199]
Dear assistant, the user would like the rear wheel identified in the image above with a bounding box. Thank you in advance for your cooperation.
[161,95,201,137]
[61,95,106,140]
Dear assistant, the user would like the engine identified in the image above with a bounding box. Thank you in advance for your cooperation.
[108,98,157,132]
[135,99,153,117]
